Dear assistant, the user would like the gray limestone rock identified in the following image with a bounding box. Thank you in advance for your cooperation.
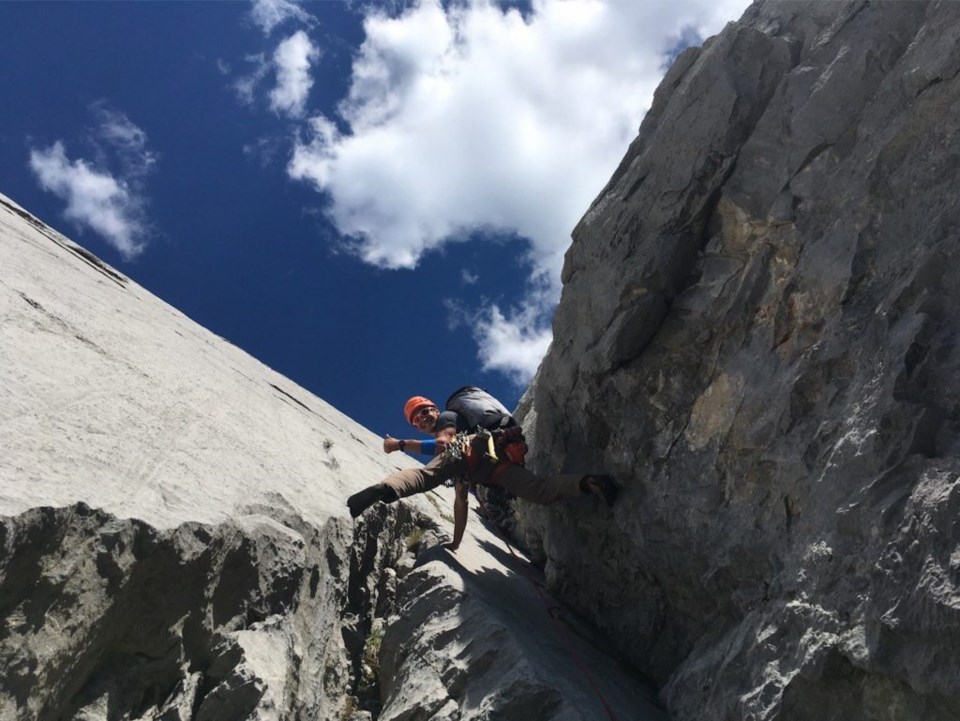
[13,1,958,716]
[379,545,664,721]
[0,500,426,721]
[522,1,960,720]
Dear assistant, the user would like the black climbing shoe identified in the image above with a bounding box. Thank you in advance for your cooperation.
[583,475,619,507]
[347,484,388,518]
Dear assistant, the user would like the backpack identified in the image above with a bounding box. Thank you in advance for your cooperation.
[445,386,515,431]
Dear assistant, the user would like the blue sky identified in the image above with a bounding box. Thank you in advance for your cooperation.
[0,0,748,440]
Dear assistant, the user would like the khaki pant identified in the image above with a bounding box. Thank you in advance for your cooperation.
[381,453,583,505]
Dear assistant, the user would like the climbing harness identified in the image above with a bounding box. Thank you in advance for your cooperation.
[439,428,525,467]
[437,429,501,485]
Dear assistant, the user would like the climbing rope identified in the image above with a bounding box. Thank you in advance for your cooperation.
[472,491,622,721]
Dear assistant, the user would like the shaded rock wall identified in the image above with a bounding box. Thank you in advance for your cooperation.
[521,1,960,719]
[0,502,422,721]
[377,529,664,721]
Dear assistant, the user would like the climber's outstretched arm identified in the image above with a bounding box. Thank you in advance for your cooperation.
[448,480,469,551]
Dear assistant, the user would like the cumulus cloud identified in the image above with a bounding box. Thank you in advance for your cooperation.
[230,3,319,118]
[445,292,553,383]
[250,0,312,35]
[29,142,148,259]
[289,0,749,383]
[473,302,554,384]
[28,107,156,260]
[270,31,320,118]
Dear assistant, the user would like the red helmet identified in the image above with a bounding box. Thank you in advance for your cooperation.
[404,396,436,424]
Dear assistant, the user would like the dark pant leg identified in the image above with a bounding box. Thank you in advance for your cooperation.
[382,454,469,499]
[483,463,583,505]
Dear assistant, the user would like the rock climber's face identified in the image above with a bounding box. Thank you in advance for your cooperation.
[411,405,439,433]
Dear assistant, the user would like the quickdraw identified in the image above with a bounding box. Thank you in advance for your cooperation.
[439,431,472,462]
[438,431,472,488]
[438,427,528,487]
[439,429,498,468]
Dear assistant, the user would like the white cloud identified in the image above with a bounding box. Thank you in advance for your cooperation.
[91,103,158,178]
[233,53,271,107]
[288,0,750,383]
[461,269,479,285]
[29,142,148,259]
[472,302,554,385]
[28,106,156,260]
[250,0,312,35]
[443,287,553,384]
[270,31,320,118]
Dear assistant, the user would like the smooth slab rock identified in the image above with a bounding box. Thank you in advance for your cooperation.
[522,1,960,720]
[0,192,420,530]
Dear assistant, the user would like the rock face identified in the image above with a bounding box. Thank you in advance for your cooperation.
[8,2,960,717]
[521,1,960,720]
[0,193,662,720]
[0,502,387,721]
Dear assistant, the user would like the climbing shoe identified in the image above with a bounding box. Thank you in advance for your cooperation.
[348,484,390,518]
[582,475,619,507]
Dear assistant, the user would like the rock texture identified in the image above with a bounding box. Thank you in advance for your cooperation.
[0,192,662,720]
[0,502,391,721]
[520,1,960,720]
[10,2,959,717]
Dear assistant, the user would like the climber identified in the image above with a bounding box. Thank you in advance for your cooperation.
[346,387,618,551]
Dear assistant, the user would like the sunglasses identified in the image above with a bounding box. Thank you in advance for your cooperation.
[413,406,436,421]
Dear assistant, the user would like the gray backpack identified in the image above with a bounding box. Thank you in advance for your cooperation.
[445,386,514,430]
